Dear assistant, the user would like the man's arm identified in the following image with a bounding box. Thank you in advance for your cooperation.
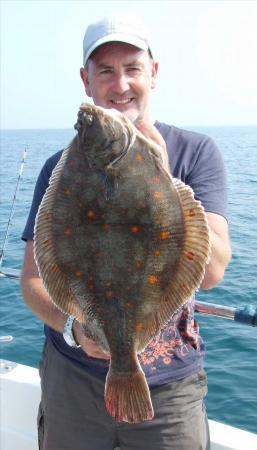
[200,212,231,289]
[20,240,110,358]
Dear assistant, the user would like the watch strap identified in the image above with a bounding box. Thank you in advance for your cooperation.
[63,315,81,348]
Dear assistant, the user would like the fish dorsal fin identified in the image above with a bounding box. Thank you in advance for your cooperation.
[161,177,210,306]
[136,178,211,352]
[34,140,85,322]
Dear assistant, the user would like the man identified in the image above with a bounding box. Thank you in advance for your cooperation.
[21,15,231,450]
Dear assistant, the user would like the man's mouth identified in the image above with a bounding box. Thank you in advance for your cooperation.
[110,98,134,105]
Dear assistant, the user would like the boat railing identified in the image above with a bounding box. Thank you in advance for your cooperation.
[1,266,256,328]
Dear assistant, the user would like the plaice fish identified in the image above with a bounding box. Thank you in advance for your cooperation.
[34,103,210,423]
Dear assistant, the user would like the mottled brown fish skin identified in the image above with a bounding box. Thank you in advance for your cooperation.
[34,103,210,423]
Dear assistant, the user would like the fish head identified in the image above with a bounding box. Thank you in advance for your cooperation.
[74,103,135,168]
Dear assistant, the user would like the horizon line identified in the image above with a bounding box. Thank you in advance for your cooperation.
[1,124,257,132]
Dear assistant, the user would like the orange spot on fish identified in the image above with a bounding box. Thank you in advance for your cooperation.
[131,225,140,233]
[186,252,194,261]
[86,210,95,218]
[106,281,112,287]
[43,239,52,247]
[135,153,143,161]
[188,208,196,217]
[153,191,162,199]
[51,264,60,273]
[64,227,72,236]
[154,250,161,256]
[126,302,133,308]
[148,275,158,285]
[160,230,170,240]
[106,290,113,297]
[63,188,71,196]
[135,322,144,333]
[153,176,161,184]
[75,270,83,277]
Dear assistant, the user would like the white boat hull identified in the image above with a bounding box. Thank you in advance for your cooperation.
[0,360,256,450]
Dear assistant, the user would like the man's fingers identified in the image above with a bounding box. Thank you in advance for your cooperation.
[136,121,166,149]
[73,321,110,359]
[135,121,170,172]
[82,337,111,359]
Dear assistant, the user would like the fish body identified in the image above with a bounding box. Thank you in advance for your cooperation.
[34,103,210,423]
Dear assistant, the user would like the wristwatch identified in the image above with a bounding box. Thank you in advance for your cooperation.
[63,315,81,348]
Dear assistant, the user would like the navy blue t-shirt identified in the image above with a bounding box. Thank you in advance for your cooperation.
[22,122,227,386]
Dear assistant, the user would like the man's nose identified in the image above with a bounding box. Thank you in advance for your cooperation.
[111,73,130,94]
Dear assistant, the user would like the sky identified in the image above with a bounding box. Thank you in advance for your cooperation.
[1,0,257,129]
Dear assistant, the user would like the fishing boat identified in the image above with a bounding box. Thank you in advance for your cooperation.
[1,268,257,450]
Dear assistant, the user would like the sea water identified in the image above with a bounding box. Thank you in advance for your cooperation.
[1,126,257,435]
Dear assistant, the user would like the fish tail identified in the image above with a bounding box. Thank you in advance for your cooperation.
[104,366,154,423]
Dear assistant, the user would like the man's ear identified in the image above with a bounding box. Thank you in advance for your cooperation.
[80,67,92,97]
[151,61,159,90]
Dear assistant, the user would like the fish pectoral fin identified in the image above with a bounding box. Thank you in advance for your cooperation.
[104,363,153,423]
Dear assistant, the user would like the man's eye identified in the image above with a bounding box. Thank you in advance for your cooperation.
[128,67,140,72]
[99,69,112,75]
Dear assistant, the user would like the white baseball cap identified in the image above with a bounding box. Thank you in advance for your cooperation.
[83,15,153,66]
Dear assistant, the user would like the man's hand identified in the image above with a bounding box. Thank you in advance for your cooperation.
[73,321,110,359]
[135,120,170,173]
[21,241,110,360]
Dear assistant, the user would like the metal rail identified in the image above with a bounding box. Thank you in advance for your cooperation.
[195,301,257,327]
[1,266,256,327]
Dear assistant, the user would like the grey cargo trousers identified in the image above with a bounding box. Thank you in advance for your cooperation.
[38,339,210,450]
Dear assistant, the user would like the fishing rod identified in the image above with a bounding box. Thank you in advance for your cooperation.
[0,147,27,270]
[0,262,256,327]
[195,301,257,327]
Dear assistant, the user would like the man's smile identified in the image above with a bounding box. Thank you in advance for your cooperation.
[110,98,134,105]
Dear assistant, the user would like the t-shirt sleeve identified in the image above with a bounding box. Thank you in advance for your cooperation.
[22,152,61,241]
[185,136,228,220]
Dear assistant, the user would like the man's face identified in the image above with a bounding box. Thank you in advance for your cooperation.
[80,42,158,123]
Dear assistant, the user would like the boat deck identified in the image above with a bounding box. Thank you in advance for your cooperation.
[0,360,256,450]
